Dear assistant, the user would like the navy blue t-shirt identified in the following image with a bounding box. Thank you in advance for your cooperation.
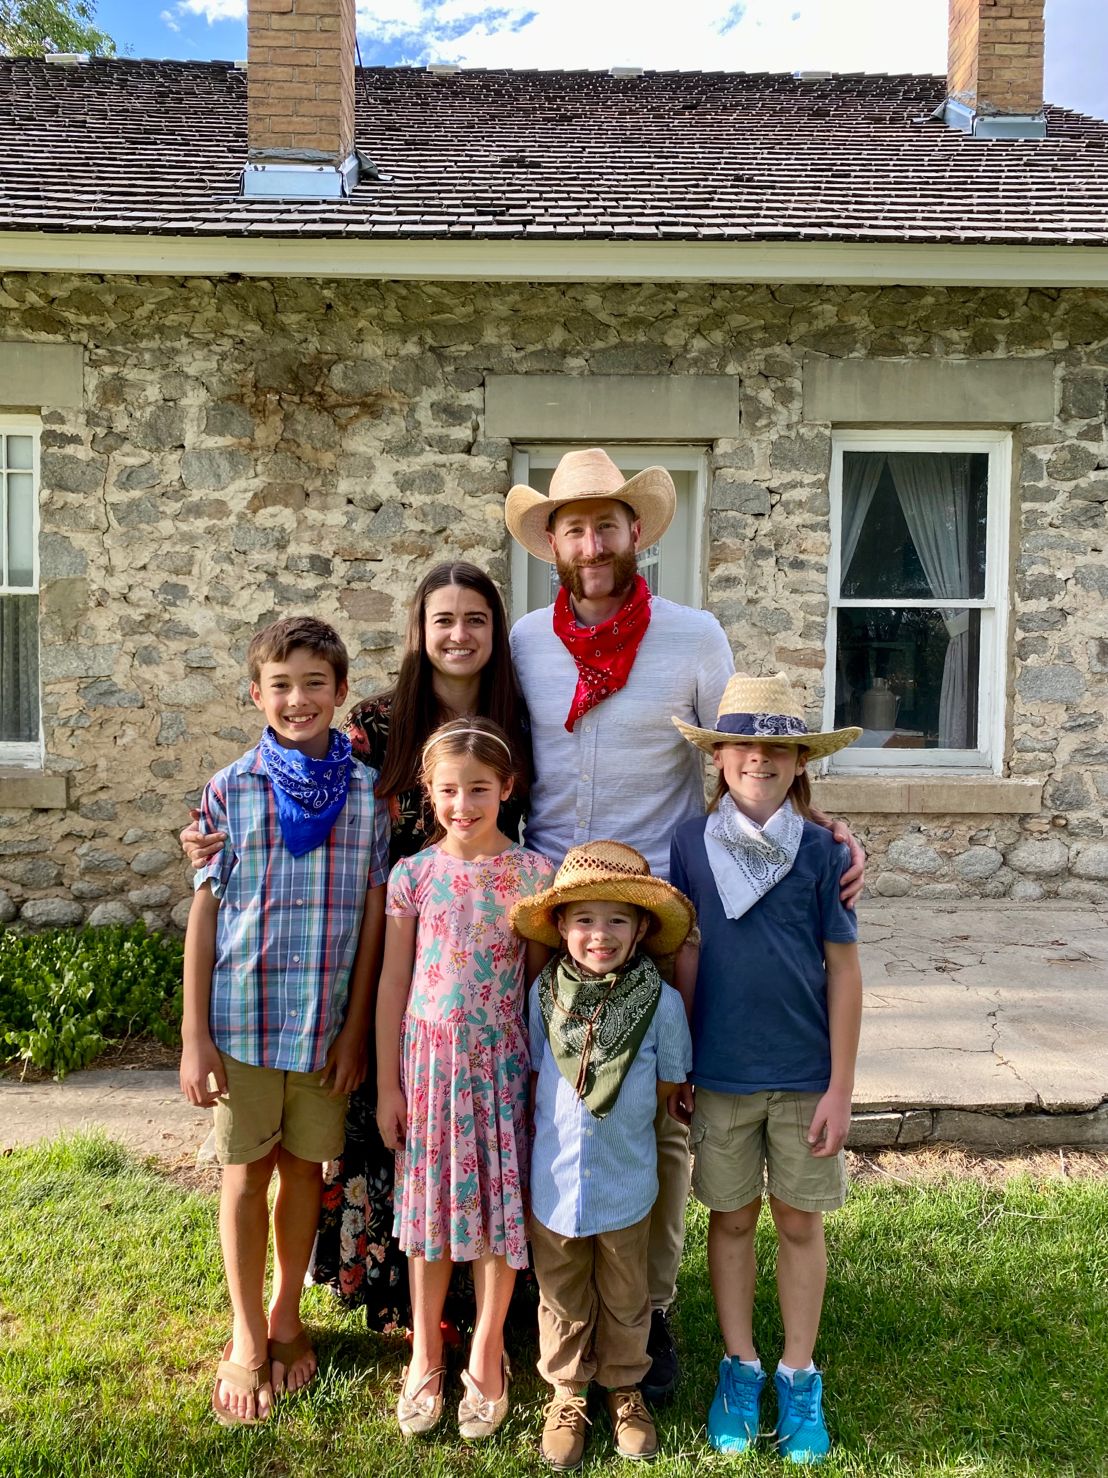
[670,815,857,1095]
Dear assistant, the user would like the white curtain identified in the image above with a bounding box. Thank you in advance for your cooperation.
[0,595,39,742]
[840,452,885,588]
[886,453,972,748]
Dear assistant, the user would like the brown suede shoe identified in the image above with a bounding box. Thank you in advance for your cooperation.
[606,1386,658,1461]
[541,1387,591,1470]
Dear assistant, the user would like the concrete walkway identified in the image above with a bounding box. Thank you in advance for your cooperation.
[850,900,1108,1149]
[2,901,1106,1157]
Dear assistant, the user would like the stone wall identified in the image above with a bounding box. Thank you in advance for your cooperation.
[0,273,1106,927]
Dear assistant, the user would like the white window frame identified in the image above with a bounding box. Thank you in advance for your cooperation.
[823,428,1011,775]
[0,416,43,767]
[509,443,709,623]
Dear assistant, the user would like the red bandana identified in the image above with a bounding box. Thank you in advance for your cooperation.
[553,574,653,733]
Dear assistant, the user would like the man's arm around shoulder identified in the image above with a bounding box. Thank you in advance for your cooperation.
[179,883,227,1106]
[692,608,735,727]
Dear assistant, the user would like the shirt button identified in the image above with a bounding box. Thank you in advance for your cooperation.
[583,1168,591,1178]
[581,774,589,782]
[295,898,304,906]
[292,955,300,963]
[289,1010,298,1019]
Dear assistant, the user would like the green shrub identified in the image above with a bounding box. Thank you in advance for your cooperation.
[0,924,184,1078]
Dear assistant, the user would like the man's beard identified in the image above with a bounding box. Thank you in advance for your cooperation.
[556,549,640,605]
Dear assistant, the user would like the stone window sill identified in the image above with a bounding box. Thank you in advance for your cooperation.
[811,777,1042,815]
[0,769,68,809]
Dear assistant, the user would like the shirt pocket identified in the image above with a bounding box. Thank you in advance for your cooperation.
[759,870,817,928]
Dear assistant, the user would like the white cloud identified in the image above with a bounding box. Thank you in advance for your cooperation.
[178,0,247,22]
[160,8,182,32]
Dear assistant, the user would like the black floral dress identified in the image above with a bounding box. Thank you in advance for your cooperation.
[311,694,528,1330]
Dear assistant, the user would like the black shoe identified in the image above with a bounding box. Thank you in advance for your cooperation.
[641,1308,680,1403]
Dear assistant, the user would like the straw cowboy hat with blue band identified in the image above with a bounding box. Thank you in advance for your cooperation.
[672,672,862,763]
[504,448,676,562]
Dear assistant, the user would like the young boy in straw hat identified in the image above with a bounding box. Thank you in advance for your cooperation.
[510,841,694,1470]
[669,672,863,1467]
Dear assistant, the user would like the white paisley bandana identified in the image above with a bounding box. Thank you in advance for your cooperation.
[703,793,804,920]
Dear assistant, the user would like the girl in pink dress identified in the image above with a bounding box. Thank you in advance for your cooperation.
[376,718,553,1441]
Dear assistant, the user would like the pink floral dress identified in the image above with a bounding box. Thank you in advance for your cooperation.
[388,843,555,1270]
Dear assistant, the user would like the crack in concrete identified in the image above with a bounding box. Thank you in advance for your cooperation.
[879,1045,995,1055]
[986,1003,1043,1108]
[865,991,932,1008]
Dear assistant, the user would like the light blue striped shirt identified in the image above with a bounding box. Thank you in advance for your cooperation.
[511,596,734,879]
[528,976,692,1239]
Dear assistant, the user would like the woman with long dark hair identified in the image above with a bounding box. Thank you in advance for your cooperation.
[349,562,529,866]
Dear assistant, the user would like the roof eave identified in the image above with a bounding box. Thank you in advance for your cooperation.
[2,231,1108,287]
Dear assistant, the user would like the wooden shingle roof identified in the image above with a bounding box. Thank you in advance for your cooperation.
[3,58,1108,245]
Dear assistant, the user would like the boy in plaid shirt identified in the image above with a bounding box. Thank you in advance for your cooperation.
[179,616,389,1426]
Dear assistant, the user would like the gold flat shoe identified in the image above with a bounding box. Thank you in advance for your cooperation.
[397,1363,447,1438]
[457,1353,511,1440]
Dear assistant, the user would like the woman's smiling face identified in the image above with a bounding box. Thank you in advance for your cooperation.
[422,584,494,680]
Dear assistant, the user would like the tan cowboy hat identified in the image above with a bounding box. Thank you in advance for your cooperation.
[510,840,695,958]
[505,448,676,562]
[672,672,862,763]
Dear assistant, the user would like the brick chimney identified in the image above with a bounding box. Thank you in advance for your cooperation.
[945,0,1046,138]
[242,0,359,198]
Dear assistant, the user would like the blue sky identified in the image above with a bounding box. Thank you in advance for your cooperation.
[95,0,1107,120]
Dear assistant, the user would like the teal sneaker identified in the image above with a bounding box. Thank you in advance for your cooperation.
[707,1357,765,1454]
[774,1369,830,1465]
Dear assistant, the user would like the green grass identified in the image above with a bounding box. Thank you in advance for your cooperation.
[1,1136,1105,1478]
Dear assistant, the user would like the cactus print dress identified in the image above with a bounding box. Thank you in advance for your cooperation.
[388,843,555,1270]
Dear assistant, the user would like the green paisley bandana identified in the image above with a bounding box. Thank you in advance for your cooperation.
[537,952,662,1119]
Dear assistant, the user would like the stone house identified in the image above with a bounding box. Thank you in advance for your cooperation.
[0,0,1106,931]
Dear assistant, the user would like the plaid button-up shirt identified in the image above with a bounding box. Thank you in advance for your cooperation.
[196,742,390,1073]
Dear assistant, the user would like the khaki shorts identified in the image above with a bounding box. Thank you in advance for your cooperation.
[691,1087,847,1214]
[212,1051,349,1166]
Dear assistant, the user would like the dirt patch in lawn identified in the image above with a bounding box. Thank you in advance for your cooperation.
[849,1145,1108,1184]
[1,1035,180,1082]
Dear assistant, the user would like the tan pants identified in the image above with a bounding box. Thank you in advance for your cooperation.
[647,939,693,1311]
[648,1097,690,1310]
[531,1213,653,1391]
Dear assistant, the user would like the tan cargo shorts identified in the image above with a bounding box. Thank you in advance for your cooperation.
[212,1050,348,1166]
[690,1087,847,1214]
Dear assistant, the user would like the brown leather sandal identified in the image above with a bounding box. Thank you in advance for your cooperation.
[211,1338,273,1427]
[268,1329,317,1398]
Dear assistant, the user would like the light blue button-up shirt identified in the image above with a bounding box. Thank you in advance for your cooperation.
[528,977,692,1239]
[511,596,734,879]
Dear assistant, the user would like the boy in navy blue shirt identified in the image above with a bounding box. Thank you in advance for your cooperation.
[670,673,863,1466]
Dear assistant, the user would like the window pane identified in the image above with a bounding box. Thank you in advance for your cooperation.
[5,435,32,471]
[834,607,980,750]
[841,451,988,600]
[0,593,39,742]
[6,472,34,586]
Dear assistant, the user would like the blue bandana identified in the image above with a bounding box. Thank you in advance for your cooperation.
[259,726,353,857]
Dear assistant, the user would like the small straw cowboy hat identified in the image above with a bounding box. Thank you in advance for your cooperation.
[672,672,862,762]
[504,448,676,562]
[510,840,695,958]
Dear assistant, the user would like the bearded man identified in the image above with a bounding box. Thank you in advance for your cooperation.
[505,447,864,1404]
